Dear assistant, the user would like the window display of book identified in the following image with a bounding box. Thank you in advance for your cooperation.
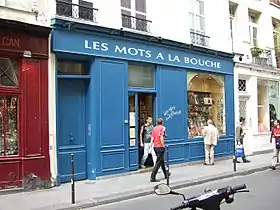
[188,91,213,137]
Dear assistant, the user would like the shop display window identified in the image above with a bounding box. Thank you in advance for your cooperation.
[0,57,19,156]
[128,64,154,88]
[257,80,270,133]
[269,81,280,131]
[187,73,226,137]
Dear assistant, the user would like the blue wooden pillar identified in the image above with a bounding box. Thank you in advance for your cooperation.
[86,58,96,180]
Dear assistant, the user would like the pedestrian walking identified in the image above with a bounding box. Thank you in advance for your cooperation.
[202,119,219,165]
[234,117,250,163]
[139,116,157,169]
[270,120,280,170]
[150,118,170,182]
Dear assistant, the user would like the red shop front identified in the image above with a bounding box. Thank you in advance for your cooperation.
[0,18,51,189]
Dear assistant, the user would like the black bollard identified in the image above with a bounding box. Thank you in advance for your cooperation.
[233,142,237,172]
[71,153,75,204]
[166,145,170,186]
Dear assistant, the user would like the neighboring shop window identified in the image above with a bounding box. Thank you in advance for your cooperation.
[268,81,279,131]
[0,96,18,156]
[0,57,18,86]
[0,57,19,156]
[187,72,226,137]
[57,61,88,75]
[257,80,269,133]
[128,64,154,88]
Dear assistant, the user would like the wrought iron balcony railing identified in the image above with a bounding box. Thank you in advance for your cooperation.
[190,30,210,47]
[121,14,152,33]
[56,0,98,22]
[251,48,273,66]
[270,0,280,7]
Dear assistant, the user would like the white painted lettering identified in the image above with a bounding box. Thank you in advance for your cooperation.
[164,106,182,121]
[190,58,198,65]
[184,57,190,63]
[92,41,100,50]
[217,62,221,68]
[85,40,91,49]
[101,42,109,51]
[146,50,152,58]
[168,54,180,62]
[156,53,164,60]
[115,45,127,54]
[138,49,145,57]
[128,48,138,56]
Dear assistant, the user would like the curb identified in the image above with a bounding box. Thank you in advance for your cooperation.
[39,164,271,210]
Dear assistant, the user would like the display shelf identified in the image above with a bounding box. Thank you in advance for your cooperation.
[188,91,213,137]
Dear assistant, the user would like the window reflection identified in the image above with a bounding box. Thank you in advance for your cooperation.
[0,95,18,156]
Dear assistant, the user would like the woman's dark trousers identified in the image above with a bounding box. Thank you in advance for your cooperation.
[151,147,167,180]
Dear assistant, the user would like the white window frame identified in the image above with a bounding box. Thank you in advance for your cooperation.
[121,0,147,30]
[248,13,258,47]
[56,0,94,20]
[189,0,206,34]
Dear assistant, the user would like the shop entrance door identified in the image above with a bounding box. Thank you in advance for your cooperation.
[57,79,87,183]
[128,92,155,171]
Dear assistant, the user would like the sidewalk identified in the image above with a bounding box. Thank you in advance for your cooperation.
[0,152,275,210]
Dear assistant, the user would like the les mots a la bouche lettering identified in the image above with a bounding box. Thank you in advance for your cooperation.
[84,40,221,69]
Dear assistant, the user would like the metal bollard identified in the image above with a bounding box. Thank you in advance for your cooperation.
[166,145,170,186]
[71,153,75,204]
[233,142,237,172]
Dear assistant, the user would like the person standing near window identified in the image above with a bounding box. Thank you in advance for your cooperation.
[270,120,280,170]
[202,119,219,165]
[234,117,250,163]
[150,118,170,182]
[139,116,157,169]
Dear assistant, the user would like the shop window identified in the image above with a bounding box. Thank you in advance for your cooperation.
[188,73,226,137]
[269,81,280,130]
[57,61,88,75]
[257,80,269,133]
[0,57,18,87]
[0,95,19,156]
[128,64,154,88]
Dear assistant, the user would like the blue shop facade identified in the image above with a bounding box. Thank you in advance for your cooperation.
[51,19,235,183]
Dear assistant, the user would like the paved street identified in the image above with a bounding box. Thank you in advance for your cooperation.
[88,169,280,210]
[0,152,276,210]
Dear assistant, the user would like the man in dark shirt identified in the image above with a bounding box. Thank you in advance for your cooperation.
[234,117,250,163]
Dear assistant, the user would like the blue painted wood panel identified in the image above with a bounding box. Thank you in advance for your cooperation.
[157,66,186,163]
[93,58,129,176]
[57,79,87,182]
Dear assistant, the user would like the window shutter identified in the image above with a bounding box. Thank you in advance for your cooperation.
[121,0,131,9]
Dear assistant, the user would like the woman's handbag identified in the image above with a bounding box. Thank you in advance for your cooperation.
[236,144,244,158]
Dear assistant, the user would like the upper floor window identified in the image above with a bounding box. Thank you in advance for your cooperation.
[248,10,260,47]
[189,0,209,47]
[229,2,238,39]
[56,0,98,22]
[121,0,151,32]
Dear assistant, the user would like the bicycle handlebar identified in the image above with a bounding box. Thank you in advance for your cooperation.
[170,184,247,210]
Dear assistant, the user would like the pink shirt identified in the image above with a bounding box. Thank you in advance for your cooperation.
[152,125,166,148]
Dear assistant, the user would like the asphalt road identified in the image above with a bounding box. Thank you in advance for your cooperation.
[88,169,280,210]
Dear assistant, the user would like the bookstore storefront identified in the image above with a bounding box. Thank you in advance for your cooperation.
[51,18,234,183]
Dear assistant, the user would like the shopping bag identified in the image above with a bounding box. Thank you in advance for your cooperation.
[236,144,244,158]
[276,138,280,149]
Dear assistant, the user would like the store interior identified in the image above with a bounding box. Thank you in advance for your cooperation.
[257,80,270,132]
[188,73,225,137]
[129,93,154,167]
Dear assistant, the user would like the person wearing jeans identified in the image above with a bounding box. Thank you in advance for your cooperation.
[150,118,170,182]
[139,116,157,169]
